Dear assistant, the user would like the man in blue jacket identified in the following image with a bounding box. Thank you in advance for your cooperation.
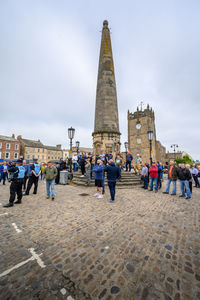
[104,159,120,202]
[92,159,104,199]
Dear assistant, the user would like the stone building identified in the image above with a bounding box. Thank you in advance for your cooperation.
[128,105,166,163]
[17,136,45,162]
[45,145,62,162]
[93,20,120,154]
[0,134,20,161]
[17,135,63,163]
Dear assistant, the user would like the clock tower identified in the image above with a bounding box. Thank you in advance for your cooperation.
[128,104,166,163]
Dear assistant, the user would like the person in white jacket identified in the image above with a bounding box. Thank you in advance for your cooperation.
[72,153,78,172]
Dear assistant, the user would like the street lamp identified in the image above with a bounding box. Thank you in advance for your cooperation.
[76,141,80,153]
[171,144,178,159]
[68,126,75,172]
[147,130,154,165]
[124,142,128,155]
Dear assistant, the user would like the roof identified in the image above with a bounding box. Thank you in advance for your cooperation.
[45,145,62,151]
[21,138,44,148]
[0,135,18,142]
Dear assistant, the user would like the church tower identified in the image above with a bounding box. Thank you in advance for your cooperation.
[93,20,120,154]
[128,104,166,163]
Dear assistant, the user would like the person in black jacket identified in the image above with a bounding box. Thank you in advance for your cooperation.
[178,163,192,199]
[79,155,86,177]
[104,160,120,202]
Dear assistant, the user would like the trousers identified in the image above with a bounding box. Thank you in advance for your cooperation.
[108,181,116,200]
[46,180,55,197]
[25,176,39,195]
[9,180,23,204]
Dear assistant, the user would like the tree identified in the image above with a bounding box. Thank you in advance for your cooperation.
[175,155,193,166]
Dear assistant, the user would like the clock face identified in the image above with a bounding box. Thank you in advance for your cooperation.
[136,123,141,130]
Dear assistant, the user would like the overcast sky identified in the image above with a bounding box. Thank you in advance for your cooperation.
[0,0,200,159]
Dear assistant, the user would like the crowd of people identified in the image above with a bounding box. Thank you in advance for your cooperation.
[1,152,200,207]
[141,160,200,199]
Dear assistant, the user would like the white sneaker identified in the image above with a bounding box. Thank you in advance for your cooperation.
[97,195,103,199]
[94,193,100,197]
[80,175,85,177]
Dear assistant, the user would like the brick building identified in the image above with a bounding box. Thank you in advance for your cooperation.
[0,134,20,161]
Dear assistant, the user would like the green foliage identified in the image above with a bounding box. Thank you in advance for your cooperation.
[175,155,193,166]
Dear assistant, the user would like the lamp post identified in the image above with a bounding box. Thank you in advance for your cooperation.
[124,142,128,155]
[147,130,154,165]
[76,141,80,154]
[171,144,178,159]
[68,126,75,173]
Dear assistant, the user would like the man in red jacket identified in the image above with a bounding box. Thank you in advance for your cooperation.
[149,162,158,192]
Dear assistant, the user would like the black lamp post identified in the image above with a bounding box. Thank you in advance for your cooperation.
[147,130,154,165]
[124,142,128,155]
[171,144,178,159]
[68,126,75,172]
[76,141,80,154]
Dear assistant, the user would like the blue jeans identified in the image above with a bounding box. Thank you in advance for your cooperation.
[46,180,55,197]
[108,181,116,200]
[126,161,131,172]
[165,179,177,194]
[180,180,191,198]
[2,173,7,185]
[144,176,148,189]
[73,163,77,172]
[150,177,158,191]
[102,176,105,194]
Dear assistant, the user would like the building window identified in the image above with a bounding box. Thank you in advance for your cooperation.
[137,138,141,144]
[27,155,30,159]
[42,155,44,159]
[6,143,10,149]
[32,148,35,152]
[15,144,19,150]
[38,155,40,158]
[48,156,50,159]
[5,152,10,159]
[42,149,44,153]
[38,149,40,152]
[0,142,2,149]
[32,155,35,159]
[14,153,18,159]
[55,157,57,159]
[48,152,50,155]
[28,148,30,152]
[58,157,60,159]
[51,157,53,159]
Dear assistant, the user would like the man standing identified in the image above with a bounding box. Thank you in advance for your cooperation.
[93,159,104,199]
[72,153,78,172]
[3,159,25,207]
[2,161,8,185]
[149,162,158,192]
[163,160,178,195]
[22,160,29,192]
[104,159,120,202]
[25,159,41,195]
[126,152,133,172]
[85,158,91,185]
[178,163,192,199]
[115,154,123,179]
[141,163,148,189]
[43,161,57,200]
[192,164,200,188]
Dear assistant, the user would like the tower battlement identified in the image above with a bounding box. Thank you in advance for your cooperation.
[128,104,155,121]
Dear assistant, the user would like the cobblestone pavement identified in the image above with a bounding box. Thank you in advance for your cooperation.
[0,178,200,300]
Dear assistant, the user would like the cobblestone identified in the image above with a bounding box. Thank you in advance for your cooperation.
[0,178,200,299]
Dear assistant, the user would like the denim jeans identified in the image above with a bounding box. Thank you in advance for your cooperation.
[165,179,177,194]
[126,161,131,172]
[108,181,116,200]
[73,163,77,172]
[86,170,91,184]
[180,180,191,198]
[150,177,158,191]
[144,176,148,189]
[46,180,55,197]
[2,172,7,185]
[102,176,105,194]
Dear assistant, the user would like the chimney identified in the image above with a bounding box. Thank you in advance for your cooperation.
[56,144,62,150]
[17,135,22,141]
[12,134,15,139]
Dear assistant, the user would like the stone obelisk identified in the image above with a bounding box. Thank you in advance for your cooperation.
[93,20,120,155]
